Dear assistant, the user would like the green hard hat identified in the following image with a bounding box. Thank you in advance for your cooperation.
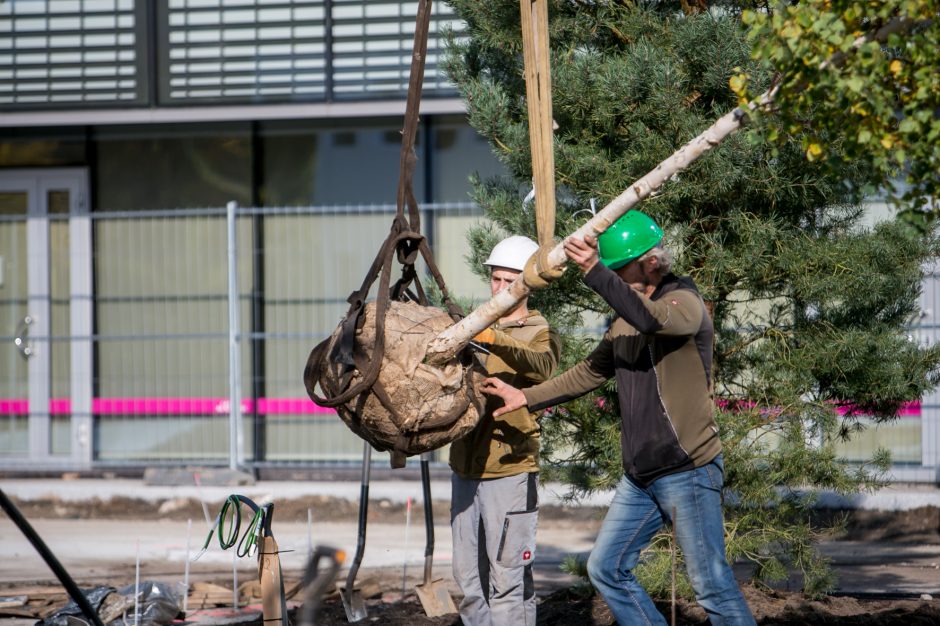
[598,211,664,270]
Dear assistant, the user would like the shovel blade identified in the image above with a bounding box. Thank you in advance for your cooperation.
[340,587,368,623]
[415,579,457,617]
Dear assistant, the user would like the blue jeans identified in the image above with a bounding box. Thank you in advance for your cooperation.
[586,456,755,626]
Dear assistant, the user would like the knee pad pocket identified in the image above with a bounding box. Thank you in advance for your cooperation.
[496,508,538,567]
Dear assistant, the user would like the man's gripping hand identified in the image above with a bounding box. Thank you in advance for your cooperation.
[563,234,599,274]
[479,377,529,417]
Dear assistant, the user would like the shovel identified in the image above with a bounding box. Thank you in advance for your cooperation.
[414,453,458,616]
[341,441,371,622]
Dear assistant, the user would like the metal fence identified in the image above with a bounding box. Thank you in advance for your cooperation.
[1,203,939,481]
[0,201,490,470]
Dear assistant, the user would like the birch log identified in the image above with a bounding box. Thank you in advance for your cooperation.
[424,15,917,367]
[424,100,756,366]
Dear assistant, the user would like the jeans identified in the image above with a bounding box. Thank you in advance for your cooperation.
[586,456,755,626]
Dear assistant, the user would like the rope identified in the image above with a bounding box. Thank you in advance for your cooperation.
[192,495,289,626]
[303,0,483,465]
[193,494,271,560]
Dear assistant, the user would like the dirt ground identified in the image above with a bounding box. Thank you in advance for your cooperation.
[4,496,940,625]
[305,586,940,626]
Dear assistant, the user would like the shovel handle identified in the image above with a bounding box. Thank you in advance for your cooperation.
[420,454,435,583]
[0,489,106,626]
[345,441,372,593]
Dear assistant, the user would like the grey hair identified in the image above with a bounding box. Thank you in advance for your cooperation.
[638,246,674,274]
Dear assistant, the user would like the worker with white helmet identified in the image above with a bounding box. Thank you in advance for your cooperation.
[449,235,561,626]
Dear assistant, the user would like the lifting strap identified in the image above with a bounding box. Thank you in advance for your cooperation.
[303,0,479,465]
[520,0,556,247]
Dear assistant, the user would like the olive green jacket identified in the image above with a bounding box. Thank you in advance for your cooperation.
[449,311,560,479]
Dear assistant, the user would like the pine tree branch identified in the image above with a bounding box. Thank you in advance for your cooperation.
[426,13,927,367]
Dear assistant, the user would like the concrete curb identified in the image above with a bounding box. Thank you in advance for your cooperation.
[3,478,940,511]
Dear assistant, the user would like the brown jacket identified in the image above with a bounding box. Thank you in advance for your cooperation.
[449,311,560,479]
[524,267,720,486]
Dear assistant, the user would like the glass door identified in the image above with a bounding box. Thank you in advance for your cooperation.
[0,168,91,468]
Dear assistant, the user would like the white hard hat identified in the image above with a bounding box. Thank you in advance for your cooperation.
[483,235,539,271]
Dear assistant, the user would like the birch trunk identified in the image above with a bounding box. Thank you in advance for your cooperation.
[424,100,756,366]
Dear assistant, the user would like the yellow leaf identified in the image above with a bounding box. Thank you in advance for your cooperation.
[806,143,823,161]
[780,22,802,40]
[889,59,903,75]
[880,135,895,149]
[729,74,748,95]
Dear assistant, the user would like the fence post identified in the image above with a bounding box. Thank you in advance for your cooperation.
[227,201,243,471]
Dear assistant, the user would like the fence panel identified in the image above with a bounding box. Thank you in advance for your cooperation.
[92,209,234,463]
[85,202,485,467]
[3,203,938,481]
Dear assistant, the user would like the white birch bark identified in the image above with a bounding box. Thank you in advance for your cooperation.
[425,100,758,365]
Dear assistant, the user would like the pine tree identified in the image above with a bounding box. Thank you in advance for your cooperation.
[442,0,940,596]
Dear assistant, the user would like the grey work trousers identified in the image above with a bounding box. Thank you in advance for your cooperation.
[450,472,539,626]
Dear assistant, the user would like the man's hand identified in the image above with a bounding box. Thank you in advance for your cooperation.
[563,234,599,274]
[479,377,529,417]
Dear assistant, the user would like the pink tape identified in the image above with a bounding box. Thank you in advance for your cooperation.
[0,397,921,418]
[0,397,336,416]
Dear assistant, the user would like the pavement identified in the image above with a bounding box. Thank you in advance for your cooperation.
[0,476,601,591]
[2,476,940,603]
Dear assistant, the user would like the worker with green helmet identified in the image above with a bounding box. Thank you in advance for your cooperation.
[481,211,756,626]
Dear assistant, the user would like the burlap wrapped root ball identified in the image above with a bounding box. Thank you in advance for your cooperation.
[314,300,484,455]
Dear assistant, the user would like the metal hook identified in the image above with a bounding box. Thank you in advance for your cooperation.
[570,198,598,222]
[521,185,536,213]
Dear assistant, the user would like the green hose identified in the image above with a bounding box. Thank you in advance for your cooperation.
[193,494,271,561]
